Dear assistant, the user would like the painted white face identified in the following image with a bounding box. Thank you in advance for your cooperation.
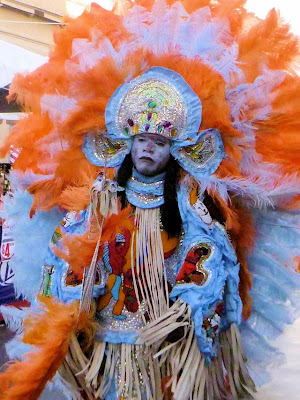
[131,134,171,176]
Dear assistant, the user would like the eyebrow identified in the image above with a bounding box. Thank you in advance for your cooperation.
[153,136,169,144]
[137,134,170,144]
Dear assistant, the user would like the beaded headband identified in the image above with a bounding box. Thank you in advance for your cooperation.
[82,67,225,178]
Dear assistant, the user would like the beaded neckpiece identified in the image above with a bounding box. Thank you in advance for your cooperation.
[125,168,165,209]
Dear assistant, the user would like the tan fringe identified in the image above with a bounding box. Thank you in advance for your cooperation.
[80,182,118,314]
[60,321,255,400]
[60,336,159,400]
[80,235,101,314]
[58,335,94,399]
[131,207,169,322]
[219,323,256,399]
[89,180,119,221]
[166,324,256,400]
[139,301,256,400]
[58,361,86,400]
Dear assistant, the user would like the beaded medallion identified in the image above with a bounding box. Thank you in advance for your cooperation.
[82,133,131,167]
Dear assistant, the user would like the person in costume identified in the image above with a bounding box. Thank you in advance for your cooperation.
[0,1,300,400]
[36,67,252,400]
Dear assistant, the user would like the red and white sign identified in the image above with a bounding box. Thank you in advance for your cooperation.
[1,221,14,261]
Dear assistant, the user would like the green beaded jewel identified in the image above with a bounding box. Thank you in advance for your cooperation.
[148,101,157,109]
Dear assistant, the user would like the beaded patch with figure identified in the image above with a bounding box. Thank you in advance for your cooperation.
[176,243,211,285]
[202,302,224,342]
[97,229,132,318]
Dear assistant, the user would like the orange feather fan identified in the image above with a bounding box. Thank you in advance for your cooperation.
[0,296,82,400]
[237,9,299,82]
[255,74,300,177]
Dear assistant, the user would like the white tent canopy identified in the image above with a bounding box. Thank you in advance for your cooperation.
[0,39,47,88]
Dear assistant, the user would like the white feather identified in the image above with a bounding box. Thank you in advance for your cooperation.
[40,94,79,123]
[0,305,26,333]
[197,172,300,208]
[139,0,172,55]
[9,170,54,191]
[41,374,81,400]
[36,130,69,156]
[244,207,300,396]
[5,336,33,360]
[123,4,150,42]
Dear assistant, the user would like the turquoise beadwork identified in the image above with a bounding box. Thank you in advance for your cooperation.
[148,101,156,108]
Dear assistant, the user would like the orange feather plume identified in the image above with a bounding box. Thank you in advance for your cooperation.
[255,74,300,177]
[2,0,298,214]
[52,206,134,278]
[238,9,299,83]
[0,296,82,400]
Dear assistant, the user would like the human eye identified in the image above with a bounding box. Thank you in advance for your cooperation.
[156,141,165,147]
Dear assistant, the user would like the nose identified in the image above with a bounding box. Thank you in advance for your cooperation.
[144,140,155,153]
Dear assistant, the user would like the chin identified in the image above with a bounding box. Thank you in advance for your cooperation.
[137,168,156,176]
[135,164,156,176]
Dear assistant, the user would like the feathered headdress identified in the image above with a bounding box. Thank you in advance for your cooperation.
[1,0,300,398]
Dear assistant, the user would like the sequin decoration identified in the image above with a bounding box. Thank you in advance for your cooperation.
[96,299,148,341]
[82,133,131,167]
[164,237,184,286]
[94,135,129,161]
[180,131,215,166]
[125,174,165,208]
[128,176,164,195]
[117,78,188,139]
[202,302,224,342]
[40,265,55,296]
[126,188,164,209]
[171,128,225,178]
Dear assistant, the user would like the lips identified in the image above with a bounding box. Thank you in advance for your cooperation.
[140,156,154,162]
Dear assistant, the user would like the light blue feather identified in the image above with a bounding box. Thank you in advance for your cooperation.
[242,208,300,384]
[4,189,65,301]
[241,323,285,385]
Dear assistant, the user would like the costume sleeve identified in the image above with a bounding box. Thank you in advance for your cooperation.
[169,184,242,362]
[41,210,106,304]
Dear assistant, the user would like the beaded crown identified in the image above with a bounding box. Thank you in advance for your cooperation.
[105,67,202,143]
